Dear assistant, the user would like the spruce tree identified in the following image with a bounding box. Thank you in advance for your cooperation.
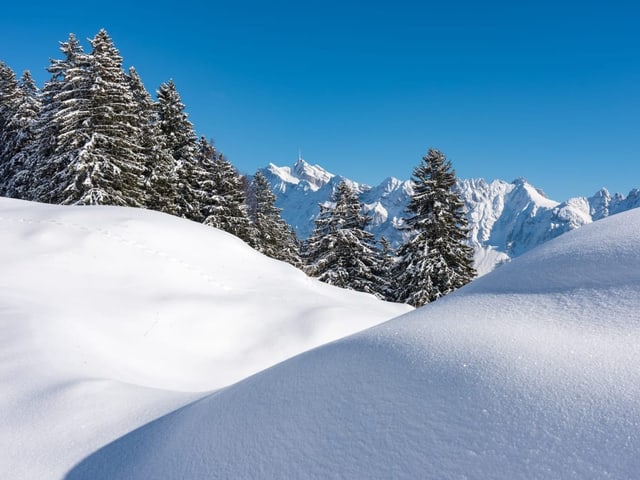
[156,79,198,219]
[251,171,301,266]
[68,29,146,205]
[394,148,476,307]
[304,180,386,297]
[31,30,146,206]
[127,67,177,213]
[1,70,42,198]
[203,153,256,245]
[31,33,93,203]
[0,62,21,193]
[0,62,19,144]
[374,236,396,301]
[26,34,86,201]
[194,136,222,223]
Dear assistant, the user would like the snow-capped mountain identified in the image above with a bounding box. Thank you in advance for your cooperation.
[260,158,640,275]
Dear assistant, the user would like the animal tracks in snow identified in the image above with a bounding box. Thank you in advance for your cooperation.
[0,214,231,292]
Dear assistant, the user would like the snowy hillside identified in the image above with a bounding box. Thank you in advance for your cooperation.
[0,197,410,480]
[65,201,640,479]
[261,158,640,275]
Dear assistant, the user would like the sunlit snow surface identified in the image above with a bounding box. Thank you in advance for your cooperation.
[0,197,410,479]
[3,198,640,479]
[68,206,640,479]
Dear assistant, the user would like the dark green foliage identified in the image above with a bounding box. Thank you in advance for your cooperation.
[128,67,178,214]
[27,34,87,202]
[304,181,387,298]
[394,148,476,307]
[67,30,146,205]
[202,152,256,246]
[374,236,396,301]
[0,62,23,194]
[2,71,42,198]
[156,79,199,219]
[251,171,301,266]
[30,30,146,206]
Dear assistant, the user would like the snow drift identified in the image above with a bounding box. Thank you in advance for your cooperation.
[0,197,410,479]
[67,206,640,479]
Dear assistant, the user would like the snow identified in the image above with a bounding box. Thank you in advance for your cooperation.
[265,162,299,189]
[3,196,640,479]
[67,206,640,479]
[520,179,559,209]
[0,197,410,479]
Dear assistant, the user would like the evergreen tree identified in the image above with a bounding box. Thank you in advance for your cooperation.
[203,153,256,245]
[31,30,146,206]
[127,67,177,213]
[304,181,386,297]
[29,33,91,203]
[374,236,396,301]
[68,29,146,205]
[251,171,301,266]
[394,148,476,307]
[203,153,256,244]
[0,62,21,193]
[1,70,42,198]
[194,136,222,223]
[0,62,19,143]
[24,34,86,202]
[156,79,198,219]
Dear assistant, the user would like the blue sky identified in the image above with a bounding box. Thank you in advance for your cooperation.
[2,1,639,200]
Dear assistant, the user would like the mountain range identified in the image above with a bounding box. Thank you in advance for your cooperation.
[260,158,640,275]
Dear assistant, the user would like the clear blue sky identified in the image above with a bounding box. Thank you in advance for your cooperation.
[2,0,639,200]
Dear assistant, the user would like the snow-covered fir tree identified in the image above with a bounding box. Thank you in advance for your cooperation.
[194,136,225,224]
[394,148,476,307]
[304,181,387,298]
[0,70,42,198]
[374,236,396,301]
[127,67,177,214]
[250,171,301,266]
[31,30,146,206]
[70,29,146,205]
[26,34,87,202]
[39,34,94,203]
[156,79,199,219]
[0,62,21,193]
[0,61,18,123]
[203,152,256,246]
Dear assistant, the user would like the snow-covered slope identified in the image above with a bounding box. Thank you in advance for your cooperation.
[0,197,410,480]
[66,203,640,479]
[261,159,640,275]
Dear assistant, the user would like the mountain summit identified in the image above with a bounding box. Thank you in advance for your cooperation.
[291,158,334,191]
[260,159,640,275]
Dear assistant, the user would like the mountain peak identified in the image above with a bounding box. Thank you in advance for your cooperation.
[510,177,557,208]
[292,158,334,191]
